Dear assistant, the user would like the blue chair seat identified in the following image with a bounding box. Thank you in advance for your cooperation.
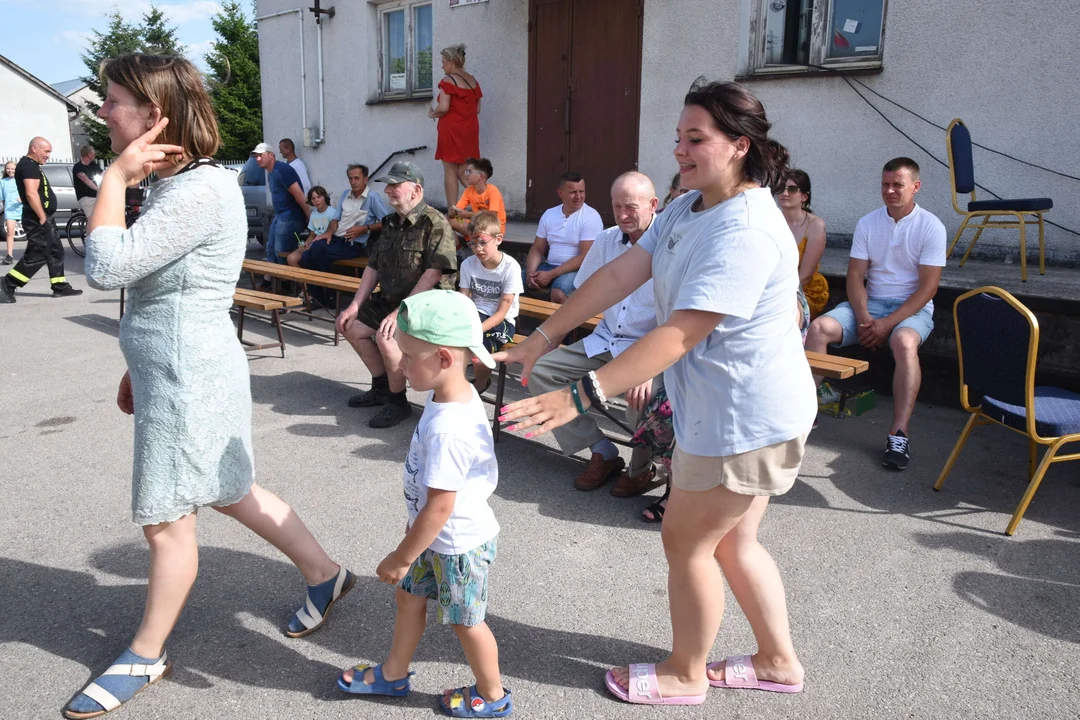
[982,386,1080,437]
[968,197,1053,213]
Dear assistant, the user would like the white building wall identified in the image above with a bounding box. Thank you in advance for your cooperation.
[0,65,74,162]
[638,0,1080,262]
[259,0,1080,260]
[68,86,102,157]
[257,0,527,211]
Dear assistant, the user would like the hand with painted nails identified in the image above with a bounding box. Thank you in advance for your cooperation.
[490,327,561,388]
[106,117,184,187]
[499,385,583,439]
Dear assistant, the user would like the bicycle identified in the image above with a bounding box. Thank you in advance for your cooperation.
[65,189,147,258]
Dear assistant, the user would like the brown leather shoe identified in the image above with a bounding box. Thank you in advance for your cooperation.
[573,453,625,491]
[610,466,662,497]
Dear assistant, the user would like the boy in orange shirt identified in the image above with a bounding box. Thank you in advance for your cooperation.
[447,157,506,243]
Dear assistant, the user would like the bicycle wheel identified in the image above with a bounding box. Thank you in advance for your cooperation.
[66,211,87,257]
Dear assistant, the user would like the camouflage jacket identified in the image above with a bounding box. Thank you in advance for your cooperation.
[369,201,458,299]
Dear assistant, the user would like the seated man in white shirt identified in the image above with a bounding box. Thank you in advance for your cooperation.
[524,171,604,303]
[528,171,663,495]
[805,157,946,471]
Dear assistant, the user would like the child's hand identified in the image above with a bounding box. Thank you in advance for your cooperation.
[376,550,412,585]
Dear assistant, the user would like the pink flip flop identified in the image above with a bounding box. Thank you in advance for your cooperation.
[604,663,707,706]
[707,655,803,693]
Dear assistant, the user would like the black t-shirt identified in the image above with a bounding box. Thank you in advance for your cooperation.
[72,160,102,199]
[14,156,56,230]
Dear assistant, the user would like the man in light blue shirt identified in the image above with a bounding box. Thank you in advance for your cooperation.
[301,163,390,275]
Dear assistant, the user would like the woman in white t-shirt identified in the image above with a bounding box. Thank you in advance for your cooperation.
[496,81,815,706]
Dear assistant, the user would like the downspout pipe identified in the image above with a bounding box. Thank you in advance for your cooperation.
[256,8,307,135]
[315,17,325,147]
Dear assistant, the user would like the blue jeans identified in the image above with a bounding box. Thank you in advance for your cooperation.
[824,299,935,347]
[523,261,578,297]
[265,215,304,264]
[301,236,366,273]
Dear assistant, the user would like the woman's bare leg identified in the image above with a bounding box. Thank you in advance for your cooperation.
[709,496,803,685]
[129,512,199,658]
[4,220,14,257]
[442,161,462,209]
[213,484,339,585]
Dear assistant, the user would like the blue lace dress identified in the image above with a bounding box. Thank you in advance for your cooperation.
[86,164,254,525]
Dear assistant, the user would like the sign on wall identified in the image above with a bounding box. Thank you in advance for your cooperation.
[450,0,489,6]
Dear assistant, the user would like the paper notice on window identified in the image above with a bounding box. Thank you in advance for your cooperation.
[855,46,878,53]
[390,73,406,91]
[843,18,859,33]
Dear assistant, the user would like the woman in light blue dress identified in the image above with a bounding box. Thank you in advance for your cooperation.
[64,54,355,719]
[1,160,21,264]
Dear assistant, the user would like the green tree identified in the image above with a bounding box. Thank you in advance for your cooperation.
[79,10,142,157]
[139,4,184,56]
[205,2,262,160]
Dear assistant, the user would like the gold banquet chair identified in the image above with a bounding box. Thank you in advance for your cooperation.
[945,119,1053,282]
[934,287,1080,535]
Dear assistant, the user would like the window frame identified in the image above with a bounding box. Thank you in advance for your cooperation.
[376,0,434,100]
[744,0,888,78]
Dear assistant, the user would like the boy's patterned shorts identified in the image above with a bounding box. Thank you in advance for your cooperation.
[399,536,498,626]
[478,314,515,352]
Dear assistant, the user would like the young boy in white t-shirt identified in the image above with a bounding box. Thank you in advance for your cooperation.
[338,289,512,718]
[459,211,524,394]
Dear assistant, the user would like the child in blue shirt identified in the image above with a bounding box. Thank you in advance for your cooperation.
[286,186,339,267]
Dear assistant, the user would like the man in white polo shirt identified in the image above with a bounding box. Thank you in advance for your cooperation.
[528,171,664,495]
[524,171,604,303]
[806,157,946,471]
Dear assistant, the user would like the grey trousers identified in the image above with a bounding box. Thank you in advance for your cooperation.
[529,340,662,476]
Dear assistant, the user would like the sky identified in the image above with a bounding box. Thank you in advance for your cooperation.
[0,0,252,86]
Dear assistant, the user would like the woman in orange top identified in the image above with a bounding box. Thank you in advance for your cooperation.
[447,157,506,241]
[429,44,482,210]
[776,169,829,317]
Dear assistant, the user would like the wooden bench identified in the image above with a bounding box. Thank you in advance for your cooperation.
[232,288,302,358]
[333,257,368,276]
[242,259,362,344]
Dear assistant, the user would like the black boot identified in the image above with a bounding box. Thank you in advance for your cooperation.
[369,392,413,428]
[349,374,390,407]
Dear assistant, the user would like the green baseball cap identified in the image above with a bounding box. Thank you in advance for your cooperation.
[397,290,495,368]
[375,160,424,186]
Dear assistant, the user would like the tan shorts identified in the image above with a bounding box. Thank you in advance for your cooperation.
[78,197,97,216]
[672,433,808,497]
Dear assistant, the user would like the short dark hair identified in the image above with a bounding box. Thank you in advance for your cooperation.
[558,171,584,187]
[883,157,920,179]
[466,157,493,179]
[280,138,296,152]
[347,163,369,178]
[307,185,330,205]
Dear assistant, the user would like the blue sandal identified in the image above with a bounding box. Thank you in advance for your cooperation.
[338,663,413,696]
[441,685,513,717]
[286,566,355,638]
[63,649,172,719]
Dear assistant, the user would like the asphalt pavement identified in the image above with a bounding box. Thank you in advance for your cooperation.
[1,247,1078,720]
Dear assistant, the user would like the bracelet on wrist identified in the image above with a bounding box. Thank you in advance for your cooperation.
[536,326,553,346]
[569,382,586,415]
[587,371,608,406]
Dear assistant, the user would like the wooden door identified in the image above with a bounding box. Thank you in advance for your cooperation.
[527,0,643,223]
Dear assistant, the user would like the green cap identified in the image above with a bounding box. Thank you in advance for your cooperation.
[397,290,495,368]
[375,160,424,186]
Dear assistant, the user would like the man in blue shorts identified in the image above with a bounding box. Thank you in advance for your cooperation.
[254,142,309,282]
[805,157,946,471]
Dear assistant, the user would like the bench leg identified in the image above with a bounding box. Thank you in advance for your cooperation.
[334,291,341,346]
[492,362,508,442]
[236,305,246,342]
[273,308,286,358]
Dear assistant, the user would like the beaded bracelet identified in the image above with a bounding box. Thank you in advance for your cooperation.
[587,371,607,405]
[569,382,586,415]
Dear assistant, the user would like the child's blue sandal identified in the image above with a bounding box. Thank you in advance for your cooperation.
[338,663,414,696]
[286,566,355,638]
[62,648,172,719]
[440,685,513,717]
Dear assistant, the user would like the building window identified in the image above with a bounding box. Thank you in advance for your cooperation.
[746,0,887,77]
[378,1,433,98]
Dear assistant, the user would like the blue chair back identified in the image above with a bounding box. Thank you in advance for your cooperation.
[955,290,1033,408]
[949,121,976,195]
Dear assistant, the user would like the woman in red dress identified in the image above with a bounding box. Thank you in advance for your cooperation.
[429,43,482,209]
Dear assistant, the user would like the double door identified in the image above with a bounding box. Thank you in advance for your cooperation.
[527,0,644,224]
